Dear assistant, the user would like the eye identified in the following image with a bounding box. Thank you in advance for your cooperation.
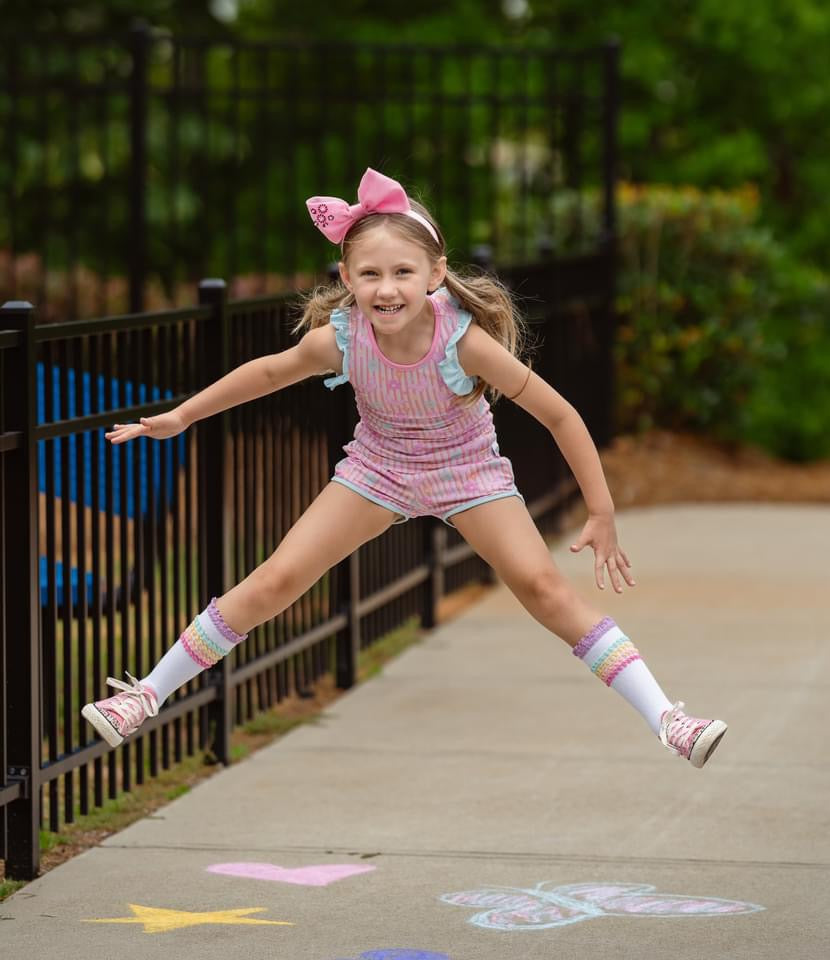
[360,270,377,277]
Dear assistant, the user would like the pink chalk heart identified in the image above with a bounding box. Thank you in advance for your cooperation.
[206,862,376,886]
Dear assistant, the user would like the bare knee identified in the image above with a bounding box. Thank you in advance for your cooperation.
[518,566,574,618]
[250,561,301,606]
[223,563,302,630]
[216,561,298,635]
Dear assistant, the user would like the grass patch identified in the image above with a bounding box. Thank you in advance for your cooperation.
[0,879,26,901]
[164,784,191,801]
[39,830,70,853]
[38,751,211,843]
[358,617,422,682]
[242,709,318,738]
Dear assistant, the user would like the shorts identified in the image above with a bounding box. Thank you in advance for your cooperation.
[331,450,524,527]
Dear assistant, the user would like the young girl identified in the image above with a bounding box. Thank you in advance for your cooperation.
[82,168,727,769]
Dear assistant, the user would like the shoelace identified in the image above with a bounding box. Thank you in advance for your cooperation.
[102,672,159,727]
[659,701,706,757]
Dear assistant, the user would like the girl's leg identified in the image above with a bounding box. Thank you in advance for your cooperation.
[214,481,399,635]
[449,496,606,645]
[143,482,399,701]
[450,497,726,766]
[83,484,398,746]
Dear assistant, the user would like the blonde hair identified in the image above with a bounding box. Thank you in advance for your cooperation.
[295,200,530,404]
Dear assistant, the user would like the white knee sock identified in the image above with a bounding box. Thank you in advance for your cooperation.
[573,617,672,735]
[142,598,247,704]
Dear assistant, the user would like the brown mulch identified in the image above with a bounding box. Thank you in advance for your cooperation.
[598,430,830,509]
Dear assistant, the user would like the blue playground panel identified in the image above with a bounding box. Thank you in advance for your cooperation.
[37,363,186,608]
[39,556,96,608]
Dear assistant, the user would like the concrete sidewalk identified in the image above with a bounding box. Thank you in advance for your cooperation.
[3,504,828,960]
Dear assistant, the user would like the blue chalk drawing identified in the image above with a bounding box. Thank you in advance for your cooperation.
[333,952,450,960]
[441,881,765,931]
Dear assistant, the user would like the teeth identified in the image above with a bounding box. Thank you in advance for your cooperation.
[376,305,403,314]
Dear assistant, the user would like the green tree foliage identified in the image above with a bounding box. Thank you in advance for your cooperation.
[576,183,830,461]
[526,0,830,270]
[0,0,224,36]
[235,0,513,44]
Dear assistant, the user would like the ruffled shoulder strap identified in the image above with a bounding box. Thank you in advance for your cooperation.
[323,307,350,390]
[436,290,476,396]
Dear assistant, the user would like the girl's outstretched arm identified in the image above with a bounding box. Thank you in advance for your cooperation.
[457,324,634,593]
[106,324,342,445]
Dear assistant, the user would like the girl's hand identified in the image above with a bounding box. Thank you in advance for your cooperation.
[570,513,636,593]
[105,409,188,445]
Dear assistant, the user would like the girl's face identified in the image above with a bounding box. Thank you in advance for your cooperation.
[339,225,446,337]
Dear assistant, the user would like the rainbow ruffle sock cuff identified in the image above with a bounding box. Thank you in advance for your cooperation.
[180,597,248,669]
[573,616,642,687]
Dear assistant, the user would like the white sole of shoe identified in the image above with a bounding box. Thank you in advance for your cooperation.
[689,720,728,768]
[81,704,125,748]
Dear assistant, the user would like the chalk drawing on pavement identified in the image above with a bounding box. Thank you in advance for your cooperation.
[332,953,450,960]
[441,881,765,931]
[82,903,293,934]
[206,862,376,886]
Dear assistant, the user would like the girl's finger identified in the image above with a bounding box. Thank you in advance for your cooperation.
[607,557,623,594]
[595,557,606,590]
[618,552,636,586]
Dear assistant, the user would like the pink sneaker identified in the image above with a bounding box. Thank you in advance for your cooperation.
[659,701,727,768]
[81,672,159,747]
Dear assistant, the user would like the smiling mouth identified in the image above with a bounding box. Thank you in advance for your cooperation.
[374,304,404,315]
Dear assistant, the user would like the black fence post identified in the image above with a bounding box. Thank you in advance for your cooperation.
[128,21,150,314]
[2,301,41,880]
[601,37,620,255]
[335,551,361,689]
[423,520,446,629]
[598,37,620,448]
[198,279,233,763]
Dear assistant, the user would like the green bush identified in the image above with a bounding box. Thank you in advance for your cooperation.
[553,184,830,461]
[740,256,830,461]
[615,183,775,442]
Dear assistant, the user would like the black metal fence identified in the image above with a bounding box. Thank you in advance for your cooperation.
[1,28,618,322]
[1,258,612,879]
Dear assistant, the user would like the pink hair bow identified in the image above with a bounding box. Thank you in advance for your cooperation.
[306,167,439,245]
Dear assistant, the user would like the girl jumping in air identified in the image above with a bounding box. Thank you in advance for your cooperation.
[82,168,727,768]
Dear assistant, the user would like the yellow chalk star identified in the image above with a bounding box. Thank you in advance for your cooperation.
[83,903,293,934]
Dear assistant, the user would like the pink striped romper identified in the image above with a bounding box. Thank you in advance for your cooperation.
[325,286,524,526]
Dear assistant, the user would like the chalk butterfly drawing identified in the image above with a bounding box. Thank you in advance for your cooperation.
[441,881,764,931]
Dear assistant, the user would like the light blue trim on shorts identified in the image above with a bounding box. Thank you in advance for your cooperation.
[441,488,525,527]
[331,476,411,524]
